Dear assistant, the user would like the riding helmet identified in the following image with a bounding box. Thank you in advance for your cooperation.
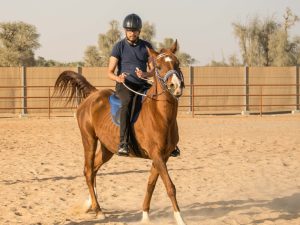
[123,14,142,30]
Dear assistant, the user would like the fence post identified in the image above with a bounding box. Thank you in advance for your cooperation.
[192,83,195,118]
[77,66,82,75]
[260,85,263,117]
[189,65,194,113]
[293,65,300,113]
[241,66,250,115]
[20,66,27,116]
[48,86,51,119]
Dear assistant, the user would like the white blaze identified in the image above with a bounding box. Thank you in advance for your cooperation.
[165,56,172,62]
[171,75,181,88]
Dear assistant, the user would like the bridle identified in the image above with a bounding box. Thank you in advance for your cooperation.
[121,52,184,99]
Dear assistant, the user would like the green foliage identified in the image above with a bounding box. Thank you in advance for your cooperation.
[97,20,121,66]
[84,20,121,66]
[228,54,241,66]
[207,53,242,67]
[0,21,40,66]
[85,21,196,67]
[232,8,300,66]
[35,56,83,67]
[140,22,155,45]
[84,46,102,66]
[158,38,175,49]
[158,38,196,66]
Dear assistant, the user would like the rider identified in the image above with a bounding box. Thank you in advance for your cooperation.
[108,13,180,157]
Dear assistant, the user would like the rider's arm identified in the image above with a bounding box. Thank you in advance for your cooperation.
[135,58,155,78]
[108,56,126,83]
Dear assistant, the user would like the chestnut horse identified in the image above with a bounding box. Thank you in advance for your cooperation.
[54,41,186,225]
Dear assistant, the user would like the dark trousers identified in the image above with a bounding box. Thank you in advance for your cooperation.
[116,82,142,145]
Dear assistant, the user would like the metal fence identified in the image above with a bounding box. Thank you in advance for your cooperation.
[0,66,299,117]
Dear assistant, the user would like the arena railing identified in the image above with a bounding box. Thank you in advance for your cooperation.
[0,84,299,118]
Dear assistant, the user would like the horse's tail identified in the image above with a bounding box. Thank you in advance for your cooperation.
[53,70,97,105]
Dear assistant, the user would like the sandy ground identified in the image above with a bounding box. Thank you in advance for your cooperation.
[0,114,300,225]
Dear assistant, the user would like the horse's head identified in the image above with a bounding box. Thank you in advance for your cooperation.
[148,40,185,98]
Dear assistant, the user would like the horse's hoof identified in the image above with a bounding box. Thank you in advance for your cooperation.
[96,212,106,220]
[141,211,150,223]
[174,211,186,225]
[83,197,92,212]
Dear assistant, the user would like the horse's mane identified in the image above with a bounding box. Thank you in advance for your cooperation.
[53,70,97,106]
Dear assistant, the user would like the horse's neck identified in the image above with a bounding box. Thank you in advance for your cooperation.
[146,78,178,120]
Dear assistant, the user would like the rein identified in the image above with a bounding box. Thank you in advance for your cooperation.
[121,53,183,99]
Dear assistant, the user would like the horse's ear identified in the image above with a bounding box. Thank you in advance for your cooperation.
[170,39,178,53]
[147,47,159,58]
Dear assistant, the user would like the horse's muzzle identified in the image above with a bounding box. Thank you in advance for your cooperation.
[173,89,183,98]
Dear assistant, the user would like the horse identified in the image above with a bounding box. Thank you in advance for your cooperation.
[53,40,186,225]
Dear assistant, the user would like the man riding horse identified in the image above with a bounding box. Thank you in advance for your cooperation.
[54,13,186,225]
[108,13,180,157]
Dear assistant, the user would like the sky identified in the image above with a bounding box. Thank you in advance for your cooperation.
[0,0,299,65]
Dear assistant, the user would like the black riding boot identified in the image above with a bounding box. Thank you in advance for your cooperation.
[118,143,129,156]
[170,146,181,157]
[116,82,135,157]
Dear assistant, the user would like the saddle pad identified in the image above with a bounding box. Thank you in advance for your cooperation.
[108,93,144,126]
[109,94,121,125]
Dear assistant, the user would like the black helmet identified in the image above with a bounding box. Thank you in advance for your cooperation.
[123,13,142,30]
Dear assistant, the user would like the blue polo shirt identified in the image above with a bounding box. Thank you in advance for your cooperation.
[111,38,152,85]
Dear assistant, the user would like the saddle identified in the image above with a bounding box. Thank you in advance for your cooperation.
[108,90,148,157]
[108,93,143,126]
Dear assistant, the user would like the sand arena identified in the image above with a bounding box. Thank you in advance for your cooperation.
[0,114,300,225]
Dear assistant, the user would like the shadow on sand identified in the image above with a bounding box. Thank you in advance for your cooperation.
[63,192,300,224]
[1,166,203,185]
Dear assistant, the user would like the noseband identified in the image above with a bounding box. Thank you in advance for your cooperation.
[155,68,184,84]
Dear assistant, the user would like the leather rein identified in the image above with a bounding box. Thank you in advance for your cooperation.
[121,53,184,99]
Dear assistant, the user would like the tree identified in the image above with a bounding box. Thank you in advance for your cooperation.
[0,21,40,66]
[35,56,83,67]
[140,21,155,45]
[228,54,241,66]
[232,8,300,66]
[84,20,121,66]
[85,20,196,66]
[158,38,196,66]
[232,17,278,66]
[98,20,121,66]
[268,9,300,66]
[84,46,102,66]
[158,38,175,49]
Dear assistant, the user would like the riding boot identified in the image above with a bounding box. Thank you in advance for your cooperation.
[118,143,129,156]
[170,146,180,157]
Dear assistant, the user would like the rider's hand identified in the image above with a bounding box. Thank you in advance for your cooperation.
[116,73,127,83]
[135,67,144,78]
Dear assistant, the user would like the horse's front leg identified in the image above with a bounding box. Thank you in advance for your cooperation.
[153,156,186,225]
[141,163,159,223]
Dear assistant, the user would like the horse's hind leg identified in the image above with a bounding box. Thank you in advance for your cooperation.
[142,163,159,223]
[84,143,113,215]
[82,135,104,218]
[93,143,114,174]
[92,144,114,204]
